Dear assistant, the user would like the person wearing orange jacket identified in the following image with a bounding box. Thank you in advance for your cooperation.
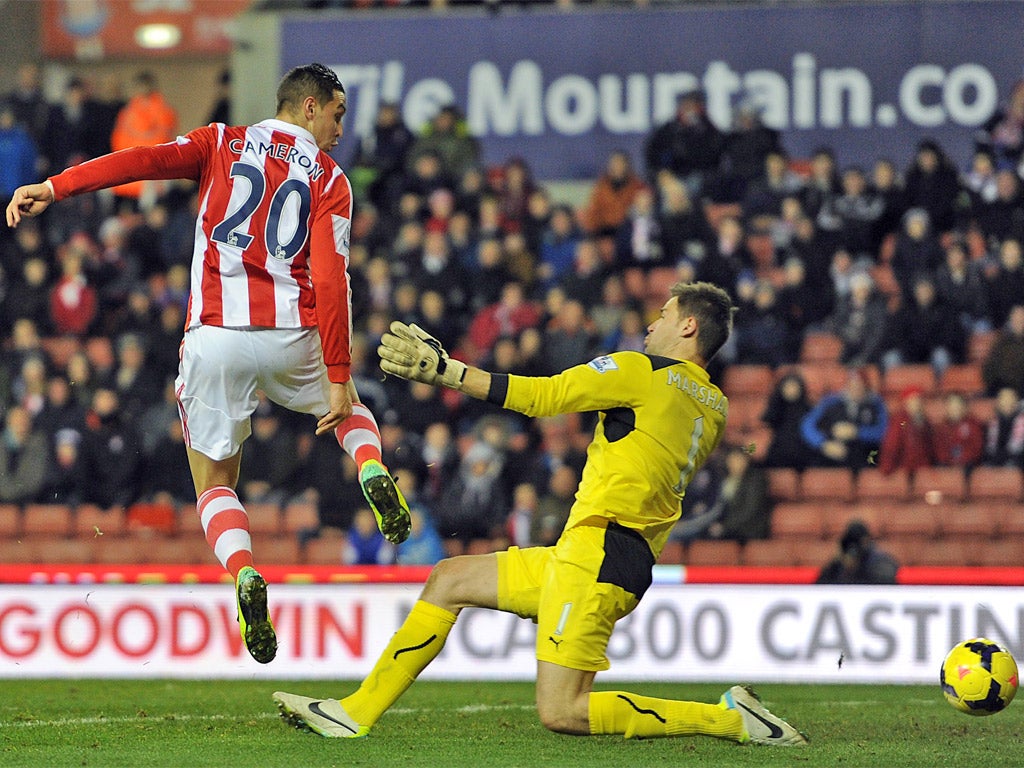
[109,71,177,204]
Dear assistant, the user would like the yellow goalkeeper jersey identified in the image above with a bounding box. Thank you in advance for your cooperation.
[500,351,727,558]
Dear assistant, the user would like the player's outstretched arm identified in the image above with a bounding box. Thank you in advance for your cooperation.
[6,181,55,228]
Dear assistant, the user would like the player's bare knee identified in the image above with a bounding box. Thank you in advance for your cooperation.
[536,700,587,735]
[421,557,469,610]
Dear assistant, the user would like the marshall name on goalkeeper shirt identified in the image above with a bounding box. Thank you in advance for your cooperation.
[498,351,727,559]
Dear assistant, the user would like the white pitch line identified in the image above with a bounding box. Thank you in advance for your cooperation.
[0,703,535,730]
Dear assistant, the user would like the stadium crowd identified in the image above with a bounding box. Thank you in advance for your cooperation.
[1,63,1023,565]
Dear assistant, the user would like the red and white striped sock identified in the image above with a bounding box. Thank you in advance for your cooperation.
[197,486,253,579]
[334,402,383,469]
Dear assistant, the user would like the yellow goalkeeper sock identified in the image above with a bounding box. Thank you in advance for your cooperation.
[341,600,456,727]
[589,690,744,740]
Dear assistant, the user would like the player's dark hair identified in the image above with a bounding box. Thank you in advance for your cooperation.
[671,281,735,362]
[276,63,344,114]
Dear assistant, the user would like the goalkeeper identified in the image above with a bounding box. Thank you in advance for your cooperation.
[274,281,807,746]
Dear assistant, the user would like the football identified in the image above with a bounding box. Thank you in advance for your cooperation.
[940,638,1019,716]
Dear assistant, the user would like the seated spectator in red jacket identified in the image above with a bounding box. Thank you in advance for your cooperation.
[879,386,934,476]
[464,281,541,363]
[932,392,985,469]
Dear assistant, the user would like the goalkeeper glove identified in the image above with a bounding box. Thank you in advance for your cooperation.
[378,321,467,390]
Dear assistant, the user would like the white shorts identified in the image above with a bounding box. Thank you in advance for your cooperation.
[174,325,332,461]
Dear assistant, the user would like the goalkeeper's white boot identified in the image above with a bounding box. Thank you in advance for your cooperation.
[720,685,808,746]
[359,459,411,544]
[273,691,370,738]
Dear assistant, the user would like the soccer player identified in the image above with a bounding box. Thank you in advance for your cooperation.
[5,63,412,665]
[273,281,807,745]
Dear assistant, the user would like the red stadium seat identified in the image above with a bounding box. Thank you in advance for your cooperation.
[801,468,856,504]
[910,467,967,503]
[685,539,743,566]
[73,504,126,538]
[282,501,319,534]
[766,468,802,502]
[855,469,910,503]
[997,504,1024,536]
[657,540,685,565]
[967,466,1024,503]
[800,332,843,364]
[260,538,301,564]
[771,502,826,539]
[304,535,345,565]
[822,504,891,539]
[35,538,96,564]
[907,539,970,566]
[22,504,73,538]
[93,537,151,564]
[0,504,21,538]
[963,538,1024,567]
[939,503,1002,540]
[245,502,283,535]
[790,539,840,567]
[938,365,985,396]
[797,363,850,401]
[722,365,775,397]
[881,365,937,399]
[886,503,941,539]
[724,395,764,431]
[742,539,798,567]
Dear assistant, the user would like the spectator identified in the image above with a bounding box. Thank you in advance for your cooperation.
[614,186,666,269]
[239,402,300,505]
[406,104,480,181]
[963,148,999,211]
[206,68,232,125]
[775,256,824,346]
[976,79,1024,170]
[760,370,816,470]
[435,440,509,547]
[816,519,898,585]
[537,204,580,288]
[643,89,724,199]
[984,238,1024,329]
[933,238,991,333]
[343,507,395,565]
[799,146,841,224]
[0,102,39,202]
[0,405,49,504]
[697,215,748,289]
[932,392,985,470]
[533,464,578,547]
[982,305,1024,396]
[869,157,904,248]
[49,242,98,336]
[506,481,540,549]
[881,274,966,377]
[465,281,541,363]
[79,387,142,508]
[973,169,1024,244]
[718,100,782,203]
[408,229,469,321]
[560,238,606,307]
[419,421,459,505]
[742,149,804,219]
[732,280,793,368]
[800,368,887,470]
[878,386,934,476]
[4,63,49,149]
[494,156,536,234]
[42,77,105,172]
[672,451,724,541]
[44,427,87,505]
[3,255,52,333]
[352,101,414,213]
[890,207,945,305]
[826,165,886,258]
[901,138,964,234]
[706,444,772,543]
[109,71,177,206]
[141,418,194,505]
[656,170,713,264]
[110,333,162,422]
[580,149,647,237]
[828,270,889,368]
[983,387,1024,468]
[541,299,598,375]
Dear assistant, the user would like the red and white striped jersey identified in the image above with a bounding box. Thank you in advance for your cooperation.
[48,119,354,383]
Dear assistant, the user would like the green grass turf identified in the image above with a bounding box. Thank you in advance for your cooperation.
[1,679,1021,768]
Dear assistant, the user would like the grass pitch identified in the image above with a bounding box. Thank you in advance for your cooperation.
[1,679,1021,768]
